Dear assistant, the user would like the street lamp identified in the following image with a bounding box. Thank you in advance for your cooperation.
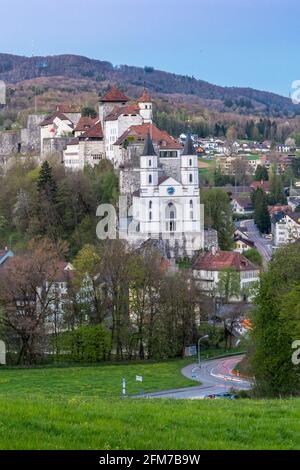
[198,335,209,368]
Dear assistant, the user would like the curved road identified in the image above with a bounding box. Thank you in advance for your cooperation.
[143,355,252,399]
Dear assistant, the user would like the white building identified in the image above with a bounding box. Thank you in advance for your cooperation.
[192,249,260,301]
[272,212,300,248]
[99,87,153,164]
[127,134,203,258]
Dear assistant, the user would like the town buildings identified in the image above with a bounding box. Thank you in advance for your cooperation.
[192,249,260,301]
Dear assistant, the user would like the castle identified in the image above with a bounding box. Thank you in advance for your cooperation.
[0,85,204,257]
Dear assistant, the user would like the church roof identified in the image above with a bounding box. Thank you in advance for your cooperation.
[182,133,195,155]
[138,89,151,102]
[142,132,157,156]
[100,86,129,103]
[114,123,182,150]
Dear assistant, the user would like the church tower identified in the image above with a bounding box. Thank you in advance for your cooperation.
[140,132,158,188]
[180,134,199,187]
[138,89,153,124]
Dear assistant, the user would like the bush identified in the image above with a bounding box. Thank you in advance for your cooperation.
[55,325,112,363]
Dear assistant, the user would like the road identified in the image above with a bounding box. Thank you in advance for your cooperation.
[238,219,273,263]
[141,355,252,400]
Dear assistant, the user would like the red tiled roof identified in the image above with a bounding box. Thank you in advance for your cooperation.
[40,112,71,127]
[74,116,98,132]
[250,180,270,192]
[105,104,140,121]
[56,104,78,113]
[193,250,260,272]
[80,120,103,139]
[138,89,151,102]
[114,123,182,150]
[100,86,129,103]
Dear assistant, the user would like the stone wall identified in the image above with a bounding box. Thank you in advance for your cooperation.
[0,113,47,157]
[42,137,74,160]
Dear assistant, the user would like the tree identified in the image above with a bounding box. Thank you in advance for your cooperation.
[244,248,263,267]
[81,106,97,119]
[37,161,57,201]
[251,242,300,396]
[269,164,286,205]
[201,188,234,250]
[0,238,67,365]
[254,165,269,181]
[252,188,271,234]
[217,268,241,304]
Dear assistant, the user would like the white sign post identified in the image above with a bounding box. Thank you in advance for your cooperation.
[122,378,126,397]
[136,375,143,383]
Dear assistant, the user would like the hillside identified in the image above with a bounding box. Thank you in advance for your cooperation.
[0,52,299,118]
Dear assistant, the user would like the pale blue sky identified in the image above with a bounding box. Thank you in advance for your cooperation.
[0,0,299,96]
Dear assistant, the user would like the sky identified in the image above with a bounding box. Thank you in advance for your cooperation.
[0,0,299,97]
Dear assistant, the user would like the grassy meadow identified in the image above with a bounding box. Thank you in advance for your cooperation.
[0,359,299,450]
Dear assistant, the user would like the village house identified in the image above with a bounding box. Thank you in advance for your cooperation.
[231,197,254,216]
[272,212,300,248]
[192,249,260,301]
[233,229,256,253]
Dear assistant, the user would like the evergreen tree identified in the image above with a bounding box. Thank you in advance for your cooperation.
[37,161,57,202]
[269,164,286,205]
[252,188,271,234]
[254,165,269,181]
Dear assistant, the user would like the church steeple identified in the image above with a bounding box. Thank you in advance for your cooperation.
[140,132,158,188]
[143,132,157,156]
[181,132,198,187]
[182,133,195,155]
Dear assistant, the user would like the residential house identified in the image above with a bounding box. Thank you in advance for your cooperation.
[192,249,260,301]
[231,197,254,216]
[272,212,300,248]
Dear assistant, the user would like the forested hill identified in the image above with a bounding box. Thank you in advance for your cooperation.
[0,53,298,118]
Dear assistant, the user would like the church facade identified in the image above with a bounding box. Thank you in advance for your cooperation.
[126,133,204,258]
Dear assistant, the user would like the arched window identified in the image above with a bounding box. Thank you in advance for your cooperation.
[189,174,193,183]
[165,202,177,232]
[149,174,152,184]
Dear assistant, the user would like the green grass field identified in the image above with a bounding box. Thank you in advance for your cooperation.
[0,359,195,398]
[1,359,300,450]
[0,396,299,450]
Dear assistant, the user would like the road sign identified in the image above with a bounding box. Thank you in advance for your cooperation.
[185,345,197,357]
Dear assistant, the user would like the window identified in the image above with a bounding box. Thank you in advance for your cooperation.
[149,159,152,167]
[149,201,152,209]
[190,200,193,208]
[165,202,177,232]
[189,158,192,166]
[149,211,152,221]
[189,174,193,183]
[149,175,152,184]
[190,211,193,220]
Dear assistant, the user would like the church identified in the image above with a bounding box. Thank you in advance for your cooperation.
[126,133,204,258]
